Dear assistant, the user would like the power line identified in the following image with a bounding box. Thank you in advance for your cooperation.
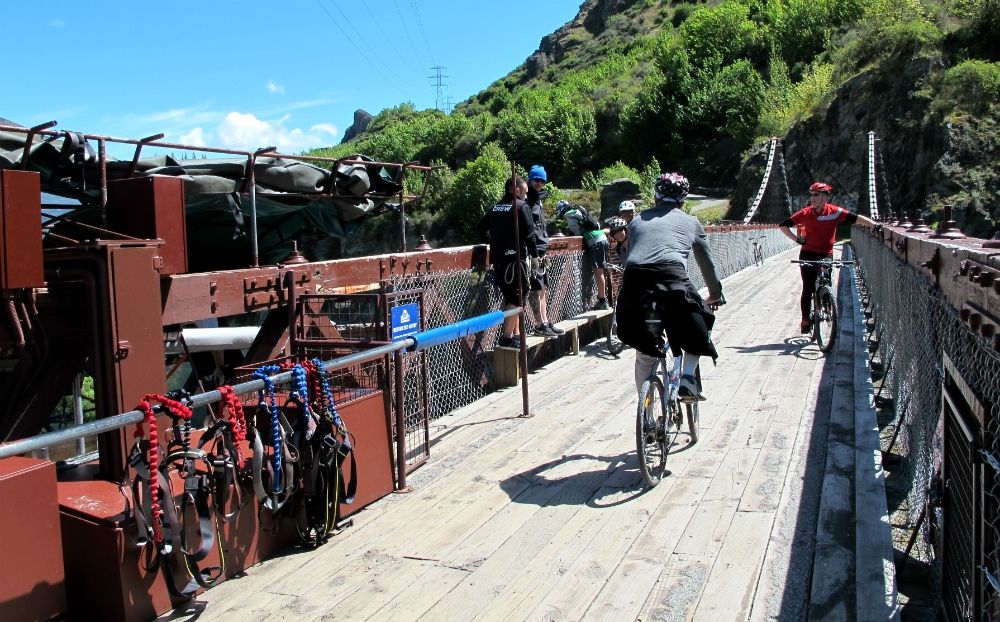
[319,0,413,93]
[392,0,428,69]
[408,0,437,67]
[428,66,449,111]
[361,1,424,77]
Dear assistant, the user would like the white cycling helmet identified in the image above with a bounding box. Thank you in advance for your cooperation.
[618,200,636,213]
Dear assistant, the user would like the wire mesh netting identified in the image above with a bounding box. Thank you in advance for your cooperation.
[853,232,1000,618]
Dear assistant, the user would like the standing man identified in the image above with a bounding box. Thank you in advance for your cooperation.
[526,165,563,337]
[616,173,725,400]
[556,200,611,310]
[779,181,877,334]
[478,175,540,348]
[618,200,637,224]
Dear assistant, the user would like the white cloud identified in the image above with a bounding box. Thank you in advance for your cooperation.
[49,19,65,27]
[177,127,207,147]
[266,80,285,95]
[211,112,338,152]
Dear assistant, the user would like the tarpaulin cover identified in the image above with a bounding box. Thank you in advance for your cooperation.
[0,130,403,269]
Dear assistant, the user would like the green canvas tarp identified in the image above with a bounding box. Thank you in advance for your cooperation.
[0,130,403,269]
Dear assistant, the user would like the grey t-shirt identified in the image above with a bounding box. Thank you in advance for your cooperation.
[624,202,722,299]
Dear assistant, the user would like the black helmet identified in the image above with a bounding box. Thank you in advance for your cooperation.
[606,216,628,232]
[654,172,689,202]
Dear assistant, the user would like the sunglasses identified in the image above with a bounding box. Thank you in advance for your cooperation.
[810,192,827,197]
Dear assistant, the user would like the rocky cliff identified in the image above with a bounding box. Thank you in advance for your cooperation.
[734,53,999,238]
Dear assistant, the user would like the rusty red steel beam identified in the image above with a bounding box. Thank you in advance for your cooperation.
[159,239,585,326]
[870,224,1000,348]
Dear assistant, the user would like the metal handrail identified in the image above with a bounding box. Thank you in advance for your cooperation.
[0,308,522,461]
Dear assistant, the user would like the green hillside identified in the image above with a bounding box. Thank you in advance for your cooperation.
[308,0,999,252]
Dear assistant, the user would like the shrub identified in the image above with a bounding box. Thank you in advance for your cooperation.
[672,3,698,27]
[596,161,642,186]
[441,142,510,242]
[940,60,1000,112]
[757,62,836,138]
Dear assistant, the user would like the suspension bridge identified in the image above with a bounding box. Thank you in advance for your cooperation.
[1,130,998,622]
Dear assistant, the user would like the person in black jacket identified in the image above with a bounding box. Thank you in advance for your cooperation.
[478,175,540,348]
[526,165,563,337]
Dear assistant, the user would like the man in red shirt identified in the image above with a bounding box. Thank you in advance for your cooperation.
[779,181,877,333]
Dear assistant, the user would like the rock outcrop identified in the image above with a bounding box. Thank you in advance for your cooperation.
[340,109,373,144]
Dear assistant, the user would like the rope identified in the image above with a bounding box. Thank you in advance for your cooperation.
[253,365,283,493]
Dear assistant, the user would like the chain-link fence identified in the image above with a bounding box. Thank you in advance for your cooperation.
[384,232,792,423]
[853,231,1000,619]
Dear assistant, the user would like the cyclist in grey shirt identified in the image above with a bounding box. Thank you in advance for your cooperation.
[616,173,724,400]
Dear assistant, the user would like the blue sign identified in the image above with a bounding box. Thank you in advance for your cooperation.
[391,303,420,342]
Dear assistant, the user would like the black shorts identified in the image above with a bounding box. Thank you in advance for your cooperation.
[529,270,547,291]
[588,239,609,269]
[494,261,527,306]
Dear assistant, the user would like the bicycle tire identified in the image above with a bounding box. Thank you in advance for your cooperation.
[636,377,668,487]
[606,322,625,356]
[686,367,702,443]
[814,286,838,352]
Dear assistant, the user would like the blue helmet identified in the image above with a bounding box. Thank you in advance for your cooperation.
[528,165,547,182]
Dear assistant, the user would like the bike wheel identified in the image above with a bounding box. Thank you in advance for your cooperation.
[606,314,625,356]
[814,286,838,352]
[636,377,668,487]
[686,367,701,443]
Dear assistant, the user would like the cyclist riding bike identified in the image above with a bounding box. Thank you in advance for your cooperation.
[616,173,724,401]
[778,181,878,334]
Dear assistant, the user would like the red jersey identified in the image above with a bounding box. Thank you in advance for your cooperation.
[789,203,853,255]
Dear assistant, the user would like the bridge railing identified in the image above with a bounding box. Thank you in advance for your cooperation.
[852,226,1000,619]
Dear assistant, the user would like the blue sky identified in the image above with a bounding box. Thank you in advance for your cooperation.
[4,1,582,158]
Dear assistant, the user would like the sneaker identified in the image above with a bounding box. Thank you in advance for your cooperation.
[546,322,565,335]
[497,335,517,348]
[593,298,609,311]
[678,375,706,402]
[800,319,812,334]
[537,324,558,337]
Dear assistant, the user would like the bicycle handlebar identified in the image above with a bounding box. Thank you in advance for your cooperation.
[707,295,726,310]
[790,260,855,267]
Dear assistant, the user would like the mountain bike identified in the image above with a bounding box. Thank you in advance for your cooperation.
[791,259,853,353]
[635,303,718,487]
[604,263,626,356]
[750,236,765,267]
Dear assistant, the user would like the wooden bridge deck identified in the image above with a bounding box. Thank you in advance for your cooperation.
[174,246,890,621]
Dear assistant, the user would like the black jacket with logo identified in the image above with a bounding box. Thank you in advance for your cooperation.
[477,198,540,264]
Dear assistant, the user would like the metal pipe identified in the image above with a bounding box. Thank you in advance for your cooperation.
[0,305,523,460]
[98,138,108,228]
[509,162,531,419]
[394,349,407,490]
[19,121,57,170]
[126,133,165,178]
[399,190,407,252]
[249,169,259,267]
[73,374,86,456]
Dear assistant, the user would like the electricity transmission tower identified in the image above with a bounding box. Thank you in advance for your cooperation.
[442,97,455,114]
[429,66,449,111]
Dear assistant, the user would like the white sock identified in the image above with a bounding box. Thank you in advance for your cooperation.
[681,353,699,378]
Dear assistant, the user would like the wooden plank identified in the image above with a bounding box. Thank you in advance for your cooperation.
[694,511,775,621]
[809,261,859,620]
[848,258,900,620]
[582,477,710,621]
[637,553,713,622]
